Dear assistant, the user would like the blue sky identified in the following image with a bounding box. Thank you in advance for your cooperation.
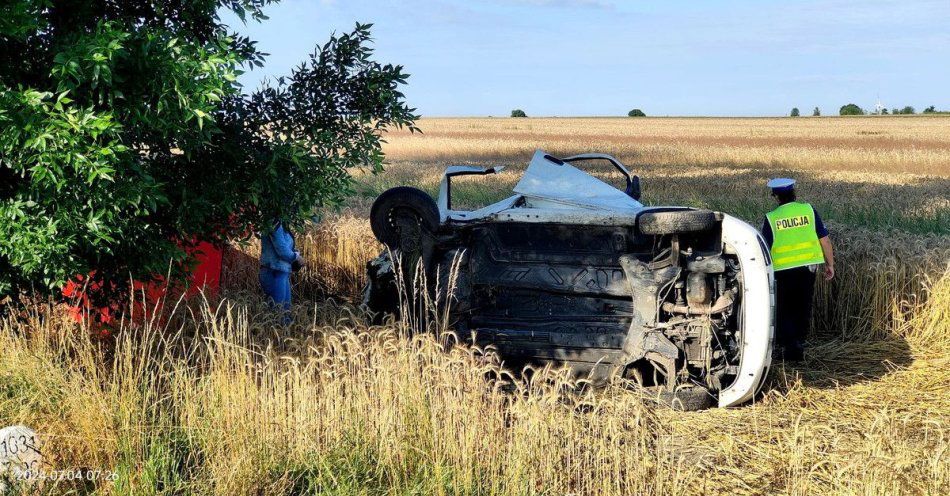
[222,0,949,117]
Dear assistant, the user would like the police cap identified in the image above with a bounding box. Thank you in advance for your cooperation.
[767,178,796,192]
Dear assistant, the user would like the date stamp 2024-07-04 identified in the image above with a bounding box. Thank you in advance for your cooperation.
[1,424,118,489]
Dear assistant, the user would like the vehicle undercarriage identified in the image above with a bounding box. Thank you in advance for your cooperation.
[364,151,774,409]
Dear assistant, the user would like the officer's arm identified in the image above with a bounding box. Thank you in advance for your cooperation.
[761,218,773,247]
[819,235,835,280]
[271,225,299,263]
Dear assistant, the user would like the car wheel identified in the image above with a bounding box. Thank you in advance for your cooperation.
[652,387,716,411]
[626,368,715,411]
[638,209,718,235]
[370,187,440,250]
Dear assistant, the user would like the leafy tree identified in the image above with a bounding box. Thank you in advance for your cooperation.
[839,103,865,116]
[627,109,646,117]
[789,107,800,117]
[812,107,820,117]
[882,108,889,115]
[901,106,915,115]
[511,109,527,118]
[923,105,936,113]
[892,108,900,115]
[0,1,418,306]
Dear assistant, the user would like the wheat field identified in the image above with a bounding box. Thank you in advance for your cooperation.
[2,117,949,495]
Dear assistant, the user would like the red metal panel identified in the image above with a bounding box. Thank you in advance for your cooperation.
[63,242,223,326]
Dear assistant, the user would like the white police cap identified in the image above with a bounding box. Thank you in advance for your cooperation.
[767,178,796,191]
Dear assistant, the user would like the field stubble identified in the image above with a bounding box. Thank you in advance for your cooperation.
[2,117,949,495]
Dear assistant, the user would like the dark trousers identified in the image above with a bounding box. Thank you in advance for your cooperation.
[774,266,816,356]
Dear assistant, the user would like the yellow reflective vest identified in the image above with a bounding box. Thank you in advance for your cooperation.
[766,202,826,271]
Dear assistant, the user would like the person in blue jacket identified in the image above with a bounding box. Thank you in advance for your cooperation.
[259,221,304,323]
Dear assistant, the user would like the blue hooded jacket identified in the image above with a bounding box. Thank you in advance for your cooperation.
[260,222,298,273]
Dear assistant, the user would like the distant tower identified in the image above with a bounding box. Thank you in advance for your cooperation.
[874,95,885,115]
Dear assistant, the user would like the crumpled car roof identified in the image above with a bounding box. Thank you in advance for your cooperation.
[513,150,643,212]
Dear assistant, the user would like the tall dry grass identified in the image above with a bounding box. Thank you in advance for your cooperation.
[3,116,950,494]
[1,267,948,494]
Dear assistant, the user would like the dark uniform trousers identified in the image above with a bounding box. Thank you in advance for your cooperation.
[774,266,816,358]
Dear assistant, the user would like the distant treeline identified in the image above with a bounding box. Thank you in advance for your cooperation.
[509,106,948,119]
[794,104,948,116]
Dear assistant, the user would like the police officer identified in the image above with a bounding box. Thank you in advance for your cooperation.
[762,178,835,361]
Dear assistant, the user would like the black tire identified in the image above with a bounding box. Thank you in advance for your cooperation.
[370,187,440,249]
[654,387,716,411]
[638,209,718,235]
